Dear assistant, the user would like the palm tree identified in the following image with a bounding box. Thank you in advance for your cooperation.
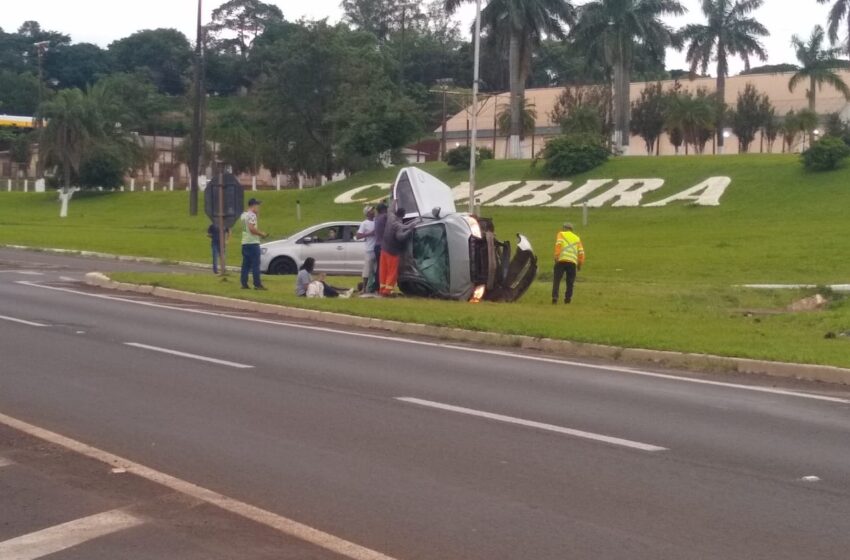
[789,25,850,121]
[681,0,768,153]
[445,0,576,159]
[570,0,685,154]
[816,0,850,55]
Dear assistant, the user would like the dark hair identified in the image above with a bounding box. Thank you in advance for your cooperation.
[376,202,388,213]
[300,257,315,273]
[395,207,406,218]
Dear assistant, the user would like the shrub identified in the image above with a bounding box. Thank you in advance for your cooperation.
[444,145,494,169]
[78,146,127,189]
[802,136,850,171]
[541,134,609,177]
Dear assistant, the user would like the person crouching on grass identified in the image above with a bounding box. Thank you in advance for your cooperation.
[296,258,353,298]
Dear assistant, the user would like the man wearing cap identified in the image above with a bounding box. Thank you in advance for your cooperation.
[355,205,376,292]
[552,222,585,304]
[240,198,269,290]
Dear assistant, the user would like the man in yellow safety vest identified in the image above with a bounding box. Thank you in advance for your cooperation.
[552,222,585,304]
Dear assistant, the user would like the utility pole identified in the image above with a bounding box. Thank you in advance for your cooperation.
[189,0,205,216]
[468,0,482,214]
[33,41,49,179]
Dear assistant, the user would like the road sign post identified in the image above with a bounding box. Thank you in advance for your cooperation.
[205,173,244,278]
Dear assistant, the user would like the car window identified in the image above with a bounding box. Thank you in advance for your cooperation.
[411,224,450,294]
[305,226,343,242]
[342,225,360,242]
[394,172,419,216]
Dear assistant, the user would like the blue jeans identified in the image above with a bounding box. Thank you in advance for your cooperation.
[211,242,225,273]
[241,243,262,287]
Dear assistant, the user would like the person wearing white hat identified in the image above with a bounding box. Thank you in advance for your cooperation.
[355,205,377,292]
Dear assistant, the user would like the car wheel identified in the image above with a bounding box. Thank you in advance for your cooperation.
[269,257,297,275]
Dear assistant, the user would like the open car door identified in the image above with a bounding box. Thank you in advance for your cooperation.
[485,235,538,302]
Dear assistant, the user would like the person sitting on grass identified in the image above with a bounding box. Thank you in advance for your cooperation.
[296,258,352,298]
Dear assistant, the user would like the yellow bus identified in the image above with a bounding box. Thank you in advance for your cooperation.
[0,115,36,129]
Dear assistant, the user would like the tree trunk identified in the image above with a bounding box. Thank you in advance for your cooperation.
[613,60,631,155]
[809,76,817,145]
[716,71,726,154]
[507,30,522,159]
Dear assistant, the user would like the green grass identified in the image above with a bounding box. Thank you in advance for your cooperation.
[3,154,850,367]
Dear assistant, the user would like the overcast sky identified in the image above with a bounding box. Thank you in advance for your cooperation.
[2,0,836,76]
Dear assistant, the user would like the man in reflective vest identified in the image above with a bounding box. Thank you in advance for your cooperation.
[552,222,585,304]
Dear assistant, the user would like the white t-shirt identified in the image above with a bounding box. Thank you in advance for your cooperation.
[357,219,376,252]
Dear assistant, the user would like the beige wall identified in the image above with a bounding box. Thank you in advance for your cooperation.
[443,70,850,157]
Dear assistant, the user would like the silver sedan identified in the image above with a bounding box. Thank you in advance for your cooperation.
[260,221,366,275]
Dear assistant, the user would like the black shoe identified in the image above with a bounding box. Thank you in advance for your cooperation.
[552,298,558,305]
[254,285,267,291]
[564,298,571,304]
[241,285,250,289]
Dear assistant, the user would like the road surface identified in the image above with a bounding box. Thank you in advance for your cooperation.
[1,247,849,559]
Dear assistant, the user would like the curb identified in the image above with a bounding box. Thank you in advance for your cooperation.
[84,272,850,387]
[1,244,239,272]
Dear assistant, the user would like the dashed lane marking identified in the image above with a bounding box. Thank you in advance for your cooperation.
[0,411,401,560]
[0,508,144,560]
[0,314,48,328]
[124,342,254,369]
[397,397,668,452]
[0,456,13,468]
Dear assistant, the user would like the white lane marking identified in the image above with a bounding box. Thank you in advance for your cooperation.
[18,281,850,405]
[0,411,400,560]
[124,342,253,369]
[14,271,45,276]
[0,314,48,328]
[800,475,821,482]
[397,397,667,453]
[0,508,143,560]
[59,276,78,282]
[0,456,13,468]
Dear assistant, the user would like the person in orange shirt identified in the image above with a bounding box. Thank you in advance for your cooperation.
[552,222,585,304]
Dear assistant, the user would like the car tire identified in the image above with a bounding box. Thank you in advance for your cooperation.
[268,257,297,275]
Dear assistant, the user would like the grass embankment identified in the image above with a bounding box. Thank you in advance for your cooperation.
[3,154,849,367]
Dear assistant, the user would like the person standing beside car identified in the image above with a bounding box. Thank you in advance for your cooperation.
[371,202,388,293]
[240,197,269,290]
[379,206,414,296]
[355,206,376,292]
[552,222,585,304]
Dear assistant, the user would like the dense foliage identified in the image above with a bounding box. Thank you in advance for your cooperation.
[802,136,850,170]
[540,134,609,177]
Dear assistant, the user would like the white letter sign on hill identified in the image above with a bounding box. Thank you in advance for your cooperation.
[333,177,732,208]
[490,181,572,207]
[334,183,391,204]
[643,177,731,207]
[584,179,665,208]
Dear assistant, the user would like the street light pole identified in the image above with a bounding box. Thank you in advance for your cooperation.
[189,0,205,216]
[468,0,482,215]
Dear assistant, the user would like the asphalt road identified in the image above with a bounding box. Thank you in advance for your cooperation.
[1,247,849,560]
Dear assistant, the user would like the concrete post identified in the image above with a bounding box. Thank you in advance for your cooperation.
[130,178,135,192]
[23,179,28,192]
[252,176,257,191]
[149,178,154,192]
[169,177,174,191]
[276,175,281,191]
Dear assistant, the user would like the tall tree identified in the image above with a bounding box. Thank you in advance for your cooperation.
[44,43,112,90]
[208,0,285,58]
[631,82,666,155]
[681,0,768,153]
[342,0,426,42]
[729,83,770,153]
[445,0,576,159]
[816,0,850,55]
[788,25,850,117]
[571,0,684,154]
[108,29,193,95]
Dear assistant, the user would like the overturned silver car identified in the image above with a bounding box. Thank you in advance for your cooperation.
[391,168,537,302]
